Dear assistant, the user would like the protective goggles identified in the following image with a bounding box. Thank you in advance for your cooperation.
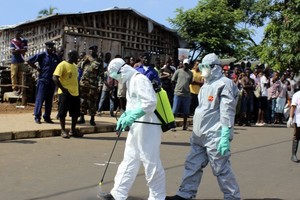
[117,63,127,74]
[198,63,220,71]
[109,63,126,80]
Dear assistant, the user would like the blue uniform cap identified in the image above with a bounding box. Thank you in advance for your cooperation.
[45,42,55,47]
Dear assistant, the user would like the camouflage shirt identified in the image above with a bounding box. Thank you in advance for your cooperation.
[79,56,104,88]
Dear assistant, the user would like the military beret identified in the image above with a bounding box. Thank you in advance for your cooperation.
[45,42,55,47]
[141,52,150,58]
[89,45,98,50]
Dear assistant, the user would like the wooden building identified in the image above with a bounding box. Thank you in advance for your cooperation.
[0,7,187,65]
[0,7,187,102]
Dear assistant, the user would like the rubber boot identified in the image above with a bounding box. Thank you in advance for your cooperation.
[77,113,85,124]
[90,115,96,126]
[165,195,188,200]
[97,193,115,200]
[291,140,299,163]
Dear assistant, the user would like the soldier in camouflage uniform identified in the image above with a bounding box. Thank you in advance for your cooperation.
[78,45,104,126]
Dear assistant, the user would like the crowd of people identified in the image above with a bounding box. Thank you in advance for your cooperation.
[10,30,300,134]
[10,30,300,200]
[227,64,299,127]
[9,30,300,135]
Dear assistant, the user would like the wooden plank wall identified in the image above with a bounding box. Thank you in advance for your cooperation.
[63,10,178,58]
[0,9,179,66]
[0,18,64,65]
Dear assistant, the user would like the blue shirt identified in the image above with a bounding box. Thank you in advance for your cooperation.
[27,52,60,82]
[10,38,28,63]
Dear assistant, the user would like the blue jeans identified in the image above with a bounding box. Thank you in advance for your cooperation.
[271,98,277,122]
[98,90,114,115]
[267,98,276,123]
[241,95,253,114]
[172,95,191,116]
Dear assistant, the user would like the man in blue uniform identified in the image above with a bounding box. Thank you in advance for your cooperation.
[27,42,60,124]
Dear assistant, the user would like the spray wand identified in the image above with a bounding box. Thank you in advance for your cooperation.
[98,127,122,189]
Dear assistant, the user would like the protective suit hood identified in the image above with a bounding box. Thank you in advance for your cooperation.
[199,53,223,83]
[108,58,137,84]
[206,65,223,83]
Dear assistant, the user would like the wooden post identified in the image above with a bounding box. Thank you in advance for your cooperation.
[21,72,27,106]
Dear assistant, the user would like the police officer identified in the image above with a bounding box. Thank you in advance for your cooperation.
[77,45,104,126]
[27,42,60,124]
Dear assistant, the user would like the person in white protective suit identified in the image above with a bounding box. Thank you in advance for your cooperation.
[166,53,241,200]
[97,58,166,200]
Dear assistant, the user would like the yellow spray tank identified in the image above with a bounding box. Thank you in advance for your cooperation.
[155,88,176,132]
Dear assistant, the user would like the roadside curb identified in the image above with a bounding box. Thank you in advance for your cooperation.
[0,119,192,141]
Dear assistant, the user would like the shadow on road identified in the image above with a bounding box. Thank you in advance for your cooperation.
[78,136,127,141]
[1,139,37,144]
[162,141,190,146]
[232,139,290,155]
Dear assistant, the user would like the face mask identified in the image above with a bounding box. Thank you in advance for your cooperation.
[198,63,212,78]
[109,71,126,84]
[109,71,121,80]
[201,67,211,78]
[108,62,126,82]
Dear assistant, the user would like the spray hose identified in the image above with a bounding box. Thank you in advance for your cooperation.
[114,109,162,126]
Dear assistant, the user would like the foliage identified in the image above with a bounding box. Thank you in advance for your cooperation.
[38,6,57,18]
[169,0,300,73]
[240,0,271,27]
[258,0,300,72]
[168,0,255,61]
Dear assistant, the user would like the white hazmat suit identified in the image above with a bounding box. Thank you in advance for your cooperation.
[167,53,241,200]
[106,58,166,200]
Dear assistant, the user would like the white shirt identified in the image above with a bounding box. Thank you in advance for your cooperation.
[287,78,296,96]
[291,91,300,127]
[260,75,269,97]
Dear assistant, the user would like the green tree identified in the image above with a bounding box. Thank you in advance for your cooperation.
[232,0,270,61]
[258,0,300,72]
[38,6,57,18]
[168,0,250,60]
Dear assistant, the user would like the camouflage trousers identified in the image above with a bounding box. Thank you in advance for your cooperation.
[79,86,99,116]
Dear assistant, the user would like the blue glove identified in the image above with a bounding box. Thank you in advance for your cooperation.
[217,126,231,155]
[117,108,145,131]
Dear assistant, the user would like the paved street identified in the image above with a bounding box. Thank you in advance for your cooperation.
[0,125,299,200]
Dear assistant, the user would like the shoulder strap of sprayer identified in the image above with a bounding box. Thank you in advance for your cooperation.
[154,109,166,125]
[132,73,162,126]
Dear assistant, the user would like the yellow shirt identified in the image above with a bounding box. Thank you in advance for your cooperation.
[53,61,79,96]
[189,69,203,94]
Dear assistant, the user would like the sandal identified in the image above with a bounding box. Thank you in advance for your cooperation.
[69,129,84,138]
[61,130,70,139]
